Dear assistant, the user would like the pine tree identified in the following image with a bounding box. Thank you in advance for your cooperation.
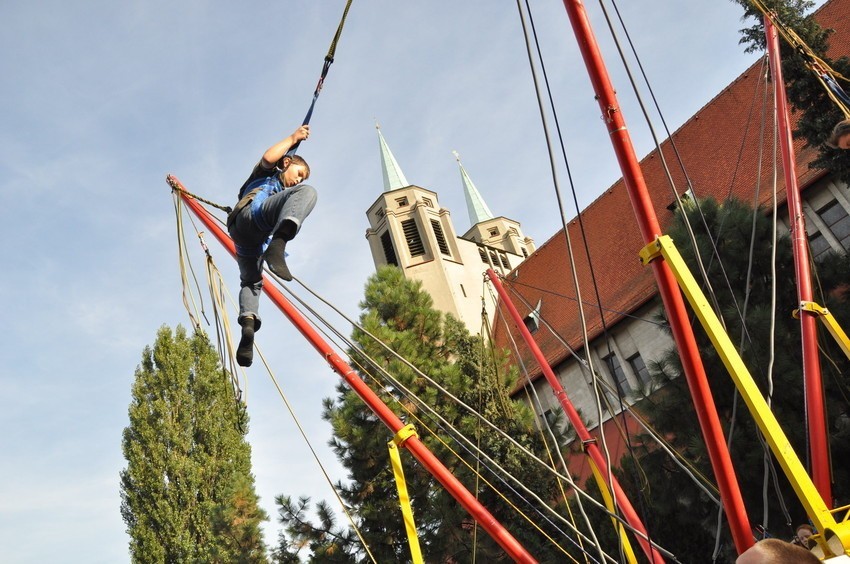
[120,325,268,563]
[613,198,850,560]
[274,266,567,562]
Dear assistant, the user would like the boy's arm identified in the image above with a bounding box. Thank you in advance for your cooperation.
[261,125,311,168]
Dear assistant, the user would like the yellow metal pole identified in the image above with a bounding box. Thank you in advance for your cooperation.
[587,457,638,564]
[799,301,850,361]
[639,235,850,557]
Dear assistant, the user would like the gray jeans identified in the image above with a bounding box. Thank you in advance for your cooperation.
[228,183,317,327]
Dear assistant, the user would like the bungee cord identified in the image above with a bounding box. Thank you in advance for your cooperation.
[498,275,723,507]
[174,192,247,409]
[287,0,353,157]
[251,346,378,564]
[288,267,689,561]
[169,0,354,212]
[284,274,621,561]
[601,0,780,375]
[484,287,593,564]
[596,0,725,330]
[172,180,688,561]
[513,4,624,543]
[173,192,208,331]
[594,0,816,548]
[487,283,609,564]
[507,279,668,330]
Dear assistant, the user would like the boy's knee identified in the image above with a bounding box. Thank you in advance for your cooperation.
[298,183,318,204]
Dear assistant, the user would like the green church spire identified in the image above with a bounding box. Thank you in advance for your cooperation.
[454,151,494,227]
[377,123,410,192]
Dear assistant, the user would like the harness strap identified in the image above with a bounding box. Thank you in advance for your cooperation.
[286,0,354,157]
[169,180,233,214]
[226,187,263,229]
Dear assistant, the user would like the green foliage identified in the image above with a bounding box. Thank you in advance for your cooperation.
[120,325,268,563]
[274,266,567,561]
[271,496,359,564]
[732,0,850,184]
[614,198,850,561]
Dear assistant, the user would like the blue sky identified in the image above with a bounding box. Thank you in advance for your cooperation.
[0,1,827,561]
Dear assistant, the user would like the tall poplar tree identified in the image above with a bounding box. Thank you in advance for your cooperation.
[274,266,567,562]
[120,325,268,563]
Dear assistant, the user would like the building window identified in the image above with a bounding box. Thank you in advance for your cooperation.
[627,353,651,387]
[375,208,385,219]
[539,408,558,428]
[522,248,528,258]
[498,252,510,269]
[460,284,467,297]
[422,197,434,208]
[402,219,425,256]
[524,300,542,334]
[396,196,409,207]
[809,232,832,260]
[478,246,488,264]
[431,219,451,256]
[602,352,631,396]
[815,200,850,253]
[380,231,398,266]
[488,227,500,237]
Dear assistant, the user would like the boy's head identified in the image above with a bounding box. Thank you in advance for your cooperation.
[826,119,850,149]
[278,155,311,187]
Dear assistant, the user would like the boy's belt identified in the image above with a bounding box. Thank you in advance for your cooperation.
[226,187,262,229]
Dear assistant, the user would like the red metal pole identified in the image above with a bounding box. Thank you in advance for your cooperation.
[764,18,832,505]
[167,176,537,563]
[558,0,755,553]
[486,269,665,562]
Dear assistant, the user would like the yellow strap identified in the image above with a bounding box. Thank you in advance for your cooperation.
[388,434,424,564]
[587,458,638,564]
[392,423,419,446]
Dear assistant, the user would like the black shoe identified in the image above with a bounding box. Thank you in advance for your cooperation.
[264,236,292,281]
[236,317,255,367]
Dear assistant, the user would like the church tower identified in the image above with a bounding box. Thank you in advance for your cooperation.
[365,125,534,335]
[455,151,535,259]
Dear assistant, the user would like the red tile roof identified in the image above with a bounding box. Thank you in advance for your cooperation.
[496,0,849,393]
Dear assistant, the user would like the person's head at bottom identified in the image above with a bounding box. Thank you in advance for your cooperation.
[826,119,850,150]
[736,538,819,564]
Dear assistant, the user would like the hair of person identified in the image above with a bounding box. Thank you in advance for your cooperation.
[280,154,310,178]
[739,538,820,564]
[796,523,814,534]
[826,118,850,148]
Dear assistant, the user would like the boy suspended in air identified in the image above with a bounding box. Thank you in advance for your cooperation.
[227,124,317,367]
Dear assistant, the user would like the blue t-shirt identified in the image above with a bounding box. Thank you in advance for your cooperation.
[234,161,284,256]
[238,160,279,198]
